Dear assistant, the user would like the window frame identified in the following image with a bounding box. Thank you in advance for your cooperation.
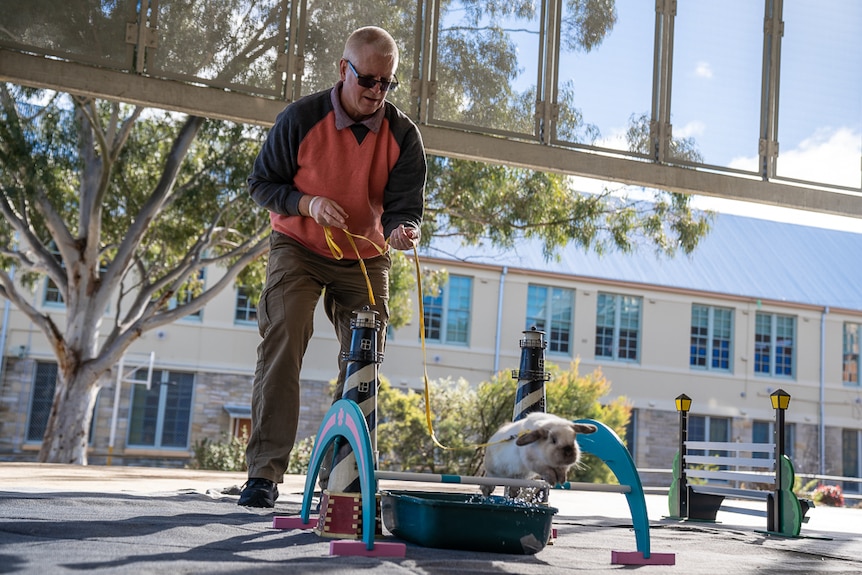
[526,284,574,356]
[595,292,642,363]
[126,369,195,450]
[422,274,472,346]
[26,361,59,442]
[843,322,860,386]
[690,304,734,372]
[752,419,795,460]
[754,312,796,378]
[234,284,258,324]
[842,428,861,494]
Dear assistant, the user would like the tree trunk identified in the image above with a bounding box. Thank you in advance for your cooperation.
[38,371,100,465]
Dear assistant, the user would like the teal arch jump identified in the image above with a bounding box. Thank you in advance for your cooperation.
[300,399,377,550]
[574,418,651,558]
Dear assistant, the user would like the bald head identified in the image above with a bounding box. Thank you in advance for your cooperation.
[343,26,399,72]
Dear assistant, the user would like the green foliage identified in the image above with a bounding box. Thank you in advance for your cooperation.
[189,433,248,472]
[422,155,712,260]
[189,432,315,475]
[376,360,631,484]
[0,83,271,464]
[287,436,316,475]
[379,376,489,476]
[544,361,631,484]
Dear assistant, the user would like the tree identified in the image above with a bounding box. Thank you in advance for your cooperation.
[0,86,270,464]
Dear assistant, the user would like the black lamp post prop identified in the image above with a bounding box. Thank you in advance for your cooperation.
[327,307,383,494]
[511,326,550,421]
[769,388,791,534]
[674,394,692,519]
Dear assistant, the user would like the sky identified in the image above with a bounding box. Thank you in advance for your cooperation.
[480,0,862,232]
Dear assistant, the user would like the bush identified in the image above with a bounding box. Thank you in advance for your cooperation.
[375,359,632,484]
[287,436,316,474]
[190,431,317,475]
[189,433,248,472]
[812,484,844,507]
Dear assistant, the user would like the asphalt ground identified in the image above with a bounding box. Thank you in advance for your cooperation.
[1,462,861,574]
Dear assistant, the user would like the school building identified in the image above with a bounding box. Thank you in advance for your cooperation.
[1,212,861,492]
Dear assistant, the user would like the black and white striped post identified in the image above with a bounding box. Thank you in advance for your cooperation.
[327,307,383,493]
[511,326,550,421]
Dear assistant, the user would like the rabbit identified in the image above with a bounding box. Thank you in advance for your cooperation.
[480,412,598,497]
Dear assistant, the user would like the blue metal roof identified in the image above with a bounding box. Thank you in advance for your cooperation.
[421,213,862,311]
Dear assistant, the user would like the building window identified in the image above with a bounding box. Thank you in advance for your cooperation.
[127,370,194,449]
[844,322,859,385]
[43,278,65,305]
[595,292,641,362]
[167,269,205,320]
[423,275,472,345]
[26,362,98,444]
[235,285,258,323]
[26,362,59,442]
[843,429,861,494]
[754,312,795,378]
[688,415,731,466]
[752,420,795,460]
[526,284,574,355]
[690,304,733,371]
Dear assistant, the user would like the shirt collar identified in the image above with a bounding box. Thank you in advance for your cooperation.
[332,81,384,133]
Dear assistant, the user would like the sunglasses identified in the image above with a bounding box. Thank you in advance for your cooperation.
[346,60,399,92]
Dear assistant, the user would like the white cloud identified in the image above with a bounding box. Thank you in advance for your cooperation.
[728,126,861,188]
[571,125,861,233]
[695,61,713,79]
[698,126,862,232]
[674,120,706,139]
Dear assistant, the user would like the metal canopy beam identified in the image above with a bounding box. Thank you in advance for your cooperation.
[2,48,861,219]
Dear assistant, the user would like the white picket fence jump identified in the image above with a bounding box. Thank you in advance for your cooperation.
[684,441,775,490]
[682,440,777,500]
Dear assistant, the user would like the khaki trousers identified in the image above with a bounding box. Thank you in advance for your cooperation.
[245,232,390,482]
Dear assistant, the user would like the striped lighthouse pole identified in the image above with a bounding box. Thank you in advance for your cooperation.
[326,306,383,494]
[511,326,550,421]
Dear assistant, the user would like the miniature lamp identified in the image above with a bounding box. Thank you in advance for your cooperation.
[770,388,791,411]
[675,394,692,413]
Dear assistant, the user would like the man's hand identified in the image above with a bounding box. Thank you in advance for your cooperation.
[389,224,420,250]
[307,195,348,229]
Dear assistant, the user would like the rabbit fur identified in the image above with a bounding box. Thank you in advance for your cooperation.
[481,412,598,497]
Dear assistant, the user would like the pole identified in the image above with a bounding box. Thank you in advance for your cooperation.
[678,403,689,518]
[327,307,382,493]
[771,390,788,533]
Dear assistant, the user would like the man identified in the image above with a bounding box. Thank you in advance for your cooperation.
[238,26,426,508]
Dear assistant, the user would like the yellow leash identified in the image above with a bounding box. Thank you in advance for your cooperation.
[323,226,507,451]
[323,226,385,306]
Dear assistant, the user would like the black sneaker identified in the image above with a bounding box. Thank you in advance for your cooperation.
[237,478,279,508]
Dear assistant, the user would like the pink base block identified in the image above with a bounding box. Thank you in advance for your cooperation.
[329,540,407,558]
[272,516,317,530]
[612,550,676,565]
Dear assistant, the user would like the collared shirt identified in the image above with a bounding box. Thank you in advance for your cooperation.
[331,81,385,133]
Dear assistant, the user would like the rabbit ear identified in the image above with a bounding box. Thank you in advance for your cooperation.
[515,428,547,446]
[572,423,598,435]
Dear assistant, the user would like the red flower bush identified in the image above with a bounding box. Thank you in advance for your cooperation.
[812,484,844,507]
